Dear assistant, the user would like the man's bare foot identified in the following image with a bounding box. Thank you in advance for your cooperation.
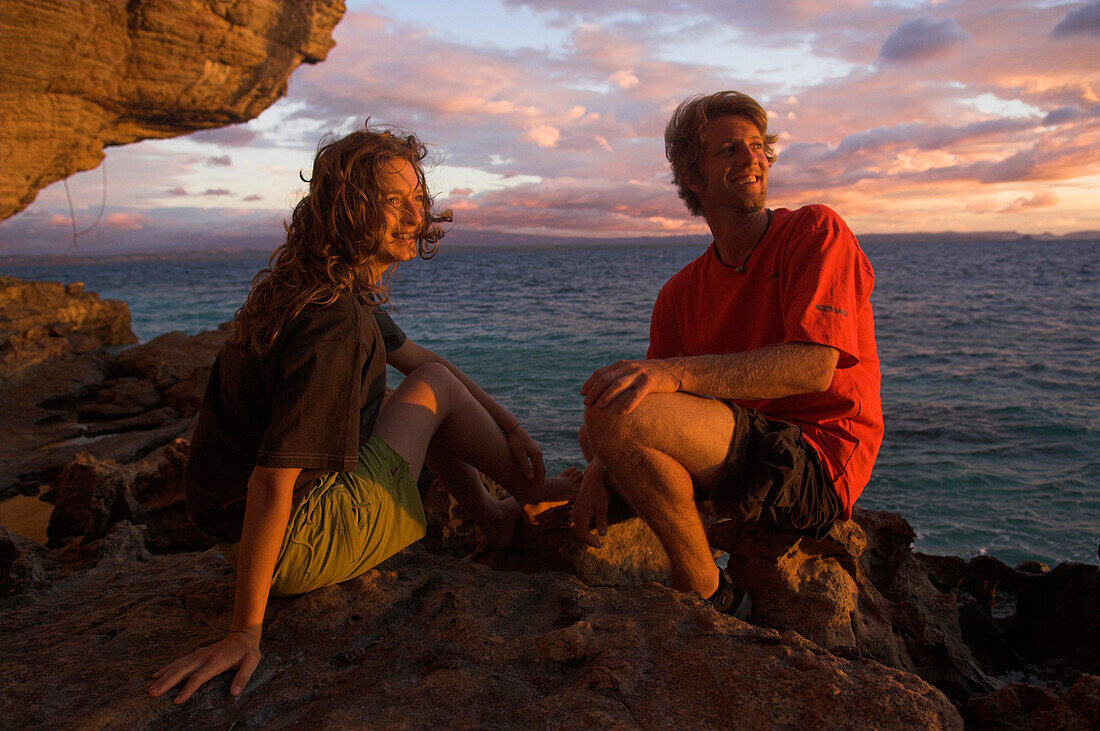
[523,467,583,525]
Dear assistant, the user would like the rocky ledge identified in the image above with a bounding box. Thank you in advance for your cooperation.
[1,278,1097,728]
[0,276,225,502]
[0,0,345,220]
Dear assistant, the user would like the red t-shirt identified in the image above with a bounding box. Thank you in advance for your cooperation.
[647,205,883,517]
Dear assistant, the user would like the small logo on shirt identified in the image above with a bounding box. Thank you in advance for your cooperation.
[815,304,849,317]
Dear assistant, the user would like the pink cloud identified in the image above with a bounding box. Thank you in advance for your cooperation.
[105,212,154,230]
[522,125,562,148]
[1001,192,1059,213]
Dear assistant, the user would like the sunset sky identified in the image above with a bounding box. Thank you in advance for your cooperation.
[3,0,1100,255]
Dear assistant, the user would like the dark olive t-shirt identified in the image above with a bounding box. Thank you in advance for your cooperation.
[185,296,406,542]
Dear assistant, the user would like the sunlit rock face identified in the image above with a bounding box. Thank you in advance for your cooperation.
[0,0,345,220]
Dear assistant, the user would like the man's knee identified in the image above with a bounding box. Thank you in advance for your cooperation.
[583,402,649,457]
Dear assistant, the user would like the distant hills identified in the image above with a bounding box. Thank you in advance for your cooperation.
[1,229,1098,267]
[859,230,1100,244]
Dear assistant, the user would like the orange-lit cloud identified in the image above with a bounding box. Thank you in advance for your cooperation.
[105,212,154,230]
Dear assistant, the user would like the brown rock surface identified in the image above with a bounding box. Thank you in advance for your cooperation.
[965,675,1100,730]
[0,276,136,385]
[45,439,211,553]
[0,285,225,498]
[0,527,964,729]
[0,0,345,220]
[854,507,1012,701]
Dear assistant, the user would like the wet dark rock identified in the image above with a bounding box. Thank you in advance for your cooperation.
[964,674,1100,730]
[1012,562,1100,673]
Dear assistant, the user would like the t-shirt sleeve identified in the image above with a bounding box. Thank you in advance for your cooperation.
[648,285,683,359]
[256,312,364,471]
[781,208,874,369]
[372,306,407,352]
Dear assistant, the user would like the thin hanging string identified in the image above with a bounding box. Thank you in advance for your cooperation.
[38,161,109,273]
[62,161,108,254]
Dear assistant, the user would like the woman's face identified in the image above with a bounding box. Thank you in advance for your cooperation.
[374,157,426,266]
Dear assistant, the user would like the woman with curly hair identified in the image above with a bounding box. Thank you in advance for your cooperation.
[148,124,578,703]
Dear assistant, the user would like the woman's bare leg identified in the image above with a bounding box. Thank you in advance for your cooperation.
[423,436,523,547]
[373,363,579,542]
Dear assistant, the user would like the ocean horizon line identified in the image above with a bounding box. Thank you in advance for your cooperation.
[3,228,1100,268]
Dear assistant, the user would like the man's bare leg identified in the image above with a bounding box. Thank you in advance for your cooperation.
[583,392,736,597]
[374,363,579,541]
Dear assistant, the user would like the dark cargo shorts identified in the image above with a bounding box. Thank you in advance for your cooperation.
[702,402,842,537]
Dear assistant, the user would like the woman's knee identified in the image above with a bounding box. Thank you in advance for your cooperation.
[399,362,467,409]
[404,361,456,390]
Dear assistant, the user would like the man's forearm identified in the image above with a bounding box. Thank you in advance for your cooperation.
[675,341,838,401]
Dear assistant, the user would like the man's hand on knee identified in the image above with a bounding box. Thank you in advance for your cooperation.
[581,358,683,414]
[572,460,610,547]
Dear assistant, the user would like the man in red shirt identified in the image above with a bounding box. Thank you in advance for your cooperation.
[574,91,883,617]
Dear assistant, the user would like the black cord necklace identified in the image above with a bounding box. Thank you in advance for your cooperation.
[732,209,773,273]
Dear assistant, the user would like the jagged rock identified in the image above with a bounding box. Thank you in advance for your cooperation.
[853,506,917,594]
[852,509,1009,702]
[708,517,913,671]
[0,276,136,385]
[1012,563,1100,673]
[484,502,911,672]
[0,526,49,597]
[130,439,213,553]
[47,452,141,547]
[486,508,675,586]
[0,543,963,728]
[115,326,228,388]
[78,376,164,418]
[964,675,1100,730]
[0,0,345,220]
[0,280,221,497]
[43,442,213,555]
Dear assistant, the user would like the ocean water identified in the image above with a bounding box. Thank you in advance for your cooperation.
[5,237,1098,567]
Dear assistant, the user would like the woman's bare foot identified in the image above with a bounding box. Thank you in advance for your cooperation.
[478,497,525,548]
[523,467,583,525]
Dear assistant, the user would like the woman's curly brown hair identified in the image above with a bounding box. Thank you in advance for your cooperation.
[230,123,451,356]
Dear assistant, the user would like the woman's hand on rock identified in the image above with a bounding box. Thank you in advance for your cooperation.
[506,424,546,491]
[147,629,261,704]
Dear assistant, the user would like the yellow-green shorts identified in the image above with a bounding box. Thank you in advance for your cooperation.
[221,435,426,597]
